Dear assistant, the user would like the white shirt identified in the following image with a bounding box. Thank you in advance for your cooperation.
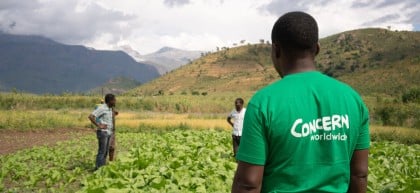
[91,104,113,135]
[228,108,246,136]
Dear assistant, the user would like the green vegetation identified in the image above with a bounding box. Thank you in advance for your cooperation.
[0,135,96,192]
[89,77,141,95]
[79,129,235,193]
[0,92,250,113]
[368,142,420,192]
[1,128,418,193]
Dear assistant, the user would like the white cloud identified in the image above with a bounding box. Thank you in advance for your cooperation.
[261,0,419,37]
[0,0,418,54]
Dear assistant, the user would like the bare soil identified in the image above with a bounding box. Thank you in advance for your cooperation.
[0,128,92,155]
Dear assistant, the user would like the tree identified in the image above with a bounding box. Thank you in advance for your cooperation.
[259,39,265,44]
[240,40,246,44]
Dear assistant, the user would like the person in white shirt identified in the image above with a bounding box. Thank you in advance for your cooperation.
[227,98,246,157]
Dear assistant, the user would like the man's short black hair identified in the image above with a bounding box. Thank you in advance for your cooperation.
[104,93,116,104]
[235,98,244,104]
[271,11,318,54]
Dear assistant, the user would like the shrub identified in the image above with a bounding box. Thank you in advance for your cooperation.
[402,88,420,103]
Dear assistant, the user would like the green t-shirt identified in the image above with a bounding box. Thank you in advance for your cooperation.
[236,71,370,193]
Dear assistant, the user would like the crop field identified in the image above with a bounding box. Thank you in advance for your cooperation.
[0,93,419,192]
[0,128,418,193]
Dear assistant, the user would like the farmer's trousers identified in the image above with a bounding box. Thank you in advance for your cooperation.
[96,130,110,169]
[232,135,241,157]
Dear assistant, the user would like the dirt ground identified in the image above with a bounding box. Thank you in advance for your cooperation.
[0,128,92,155]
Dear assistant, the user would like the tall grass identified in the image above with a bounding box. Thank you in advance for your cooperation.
[1,110,418,145]
[0,110,89,130]
[0,93,245,113]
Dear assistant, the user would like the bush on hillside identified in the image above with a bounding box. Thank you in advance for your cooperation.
[402,88,420,103]
[374,103,420,128]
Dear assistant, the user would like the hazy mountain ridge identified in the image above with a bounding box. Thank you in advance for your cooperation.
[120,46,202,74]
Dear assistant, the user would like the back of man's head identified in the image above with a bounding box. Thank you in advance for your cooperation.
[104,94,115,104]
[271,11,319,56]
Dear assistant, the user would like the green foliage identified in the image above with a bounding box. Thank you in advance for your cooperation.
[80,130,236,193]
[402,88,420,103]
[374,102,420,128]
[0,92,244,113]
[0,136,96,192]
[1,128,419,192]
[368,142,420,193]
[89,77,141,95]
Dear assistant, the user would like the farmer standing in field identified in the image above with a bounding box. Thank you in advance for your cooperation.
[227,98,246,157]
[232,12,370,193]
[88,94,116,170]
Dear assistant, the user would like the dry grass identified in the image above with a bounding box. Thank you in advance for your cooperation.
[370,125,419,144]
[1,110,418,144]
[116,111,230,130]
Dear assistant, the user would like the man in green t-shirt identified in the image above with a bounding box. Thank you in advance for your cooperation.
[232,12,370,193]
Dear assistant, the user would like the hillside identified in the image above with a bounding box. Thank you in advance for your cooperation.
[0,33,160,94]
[130,28,420,96]
[89,77,141,95]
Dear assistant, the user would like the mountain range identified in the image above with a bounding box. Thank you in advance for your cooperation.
[0,33,160,94]
[119,45,202,74]
[129,28,420,97]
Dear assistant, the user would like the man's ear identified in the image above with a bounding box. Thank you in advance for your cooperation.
[315,43,320,56]
[272,43,281,58]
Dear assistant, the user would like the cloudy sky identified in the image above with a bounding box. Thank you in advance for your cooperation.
[0,0,419,54]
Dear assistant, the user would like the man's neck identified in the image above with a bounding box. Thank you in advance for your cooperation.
[283,58,316,76]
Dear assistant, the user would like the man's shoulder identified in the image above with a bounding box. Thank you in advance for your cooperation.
[97,104,111,111]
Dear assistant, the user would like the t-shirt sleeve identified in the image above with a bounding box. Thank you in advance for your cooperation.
[227,110,234,118]
[355,102,370,150]
[91,106,105,119]
[236,103,268,165]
